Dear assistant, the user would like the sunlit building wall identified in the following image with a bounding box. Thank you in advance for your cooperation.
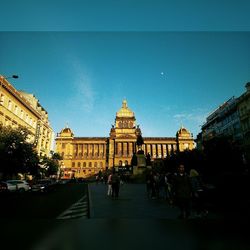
[0,75,53,156]
[55,100,194,178]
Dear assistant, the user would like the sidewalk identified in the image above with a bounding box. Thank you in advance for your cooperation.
[32,183,250,250]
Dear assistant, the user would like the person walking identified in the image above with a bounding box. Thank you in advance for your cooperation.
[107,172,113,197]
[172,164,192,219]
[164,172,173,205]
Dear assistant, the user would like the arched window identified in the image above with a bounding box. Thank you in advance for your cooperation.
[72,162,75,168]
[78,162,81,168]
[119,160,122,166]
[100,162,103,168]
[94,162,97,168]
[89,162,92,168]
[125,160,128,166]
[83,162,86,168]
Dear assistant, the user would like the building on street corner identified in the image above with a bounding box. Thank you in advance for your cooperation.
[237,82,250,164]
[0,75,53,157]
[197,82,250,166]
[55,100,194,178]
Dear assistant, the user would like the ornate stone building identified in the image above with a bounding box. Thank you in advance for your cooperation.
[0,75,53,156]
[55,100,194,178]
[237,82,250,164]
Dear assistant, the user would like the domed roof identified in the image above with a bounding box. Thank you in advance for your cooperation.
[116,100,135,118]
[59,127,74,137]
[61,127,72,133]
[176,125,191,137]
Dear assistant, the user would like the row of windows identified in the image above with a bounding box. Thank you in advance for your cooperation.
[0,94,37,128]
[242,118,250,131]
[3,117,36,143]
[39,126,51,138]
[239,105,250,116]
[1,94,51,139]
[72,162,104,168]
[74,152,104,157]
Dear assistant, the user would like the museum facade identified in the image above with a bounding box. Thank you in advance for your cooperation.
[55,100,194,178]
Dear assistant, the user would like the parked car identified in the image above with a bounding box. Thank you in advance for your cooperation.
[31,179,56,193]
[0,182,8,192]
[3,180,31,192]
[58,179,70,184]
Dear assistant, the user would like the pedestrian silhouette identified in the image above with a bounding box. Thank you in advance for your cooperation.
[172,164,192,219]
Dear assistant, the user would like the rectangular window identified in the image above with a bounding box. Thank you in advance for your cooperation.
[8,100,12,110]
[14,105,18,115]
[0,94,5,105]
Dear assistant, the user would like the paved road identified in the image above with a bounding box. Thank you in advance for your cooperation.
[89,182,180,219]
[0,183,88,250]
[32,183,250,250]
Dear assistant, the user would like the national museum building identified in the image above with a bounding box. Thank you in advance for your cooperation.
[55,100,194,178]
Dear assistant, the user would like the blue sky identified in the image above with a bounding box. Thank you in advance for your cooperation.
[0,1,250,139]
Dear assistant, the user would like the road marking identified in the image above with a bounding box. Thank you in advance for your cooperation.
[57,195,89,220]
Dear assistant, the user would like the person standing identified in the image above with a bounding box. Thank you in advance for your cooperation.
[164,172,173,205]
[111,170,120,198]
[145,171,152,198]
[172,164,192,219]
[189,169,208,217]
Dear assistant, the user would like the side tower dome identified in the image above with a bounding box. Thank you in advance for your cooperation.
[58,127,74,138]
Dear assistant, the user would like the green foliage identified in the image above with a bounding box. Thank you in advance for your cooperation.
[163,136,244,178]
[0,124,39,178]
[202,136,244,175]
[51,152,62,160]
[40,153,60,177]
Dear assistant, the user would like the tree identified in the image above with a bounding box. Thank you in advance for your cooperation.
[0,124,39,178]
[163,149,205,175]
[40,152,62,177]
[202,136,244,175]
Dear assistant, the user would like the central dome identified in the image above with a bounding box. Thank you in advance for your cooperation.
[116,100,135,118]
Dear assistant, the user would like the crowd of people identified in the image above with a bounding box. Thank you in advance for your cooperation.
[146,164,208,219]
[95,164,208,219]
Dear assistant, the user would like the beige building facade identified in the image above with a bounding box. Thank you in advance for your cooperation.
[56,100,194,178]
[0,75,53,156]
